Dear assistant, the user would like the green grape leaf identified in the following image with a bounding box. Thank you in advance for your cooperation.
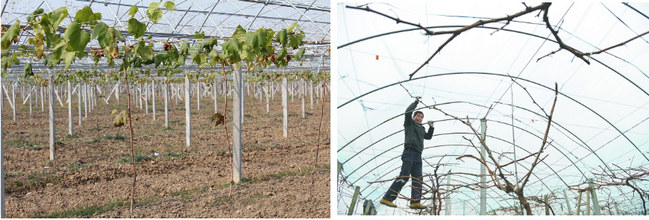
[1,20,21,51]
[75,6,101,23]
[277,29,287,47]
[179,42,189,55]
[64,22,91,52]
[62,50,76,72]
[23,63,33,77]
[92,22,111,47]
[194,31,205,39]
[164,1,176,12]
[245,31,259,49]
[128,18,146,39]
[294,48,305,60]
[129,6,138,17]
[147,2,163,23]
[49,7,69,31]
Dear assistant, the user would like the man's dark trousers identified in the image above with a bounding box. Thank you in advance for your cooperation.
[383,148,423,203]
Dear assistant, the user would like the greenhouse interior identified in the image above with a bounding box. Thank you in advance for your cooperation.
[337,1,649,216]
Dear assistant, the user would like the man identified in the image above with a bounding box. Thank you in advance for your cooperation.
[380,97,434,209]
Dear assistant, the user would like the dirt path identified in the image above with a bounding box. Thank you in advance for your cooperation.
[2,88,330,218]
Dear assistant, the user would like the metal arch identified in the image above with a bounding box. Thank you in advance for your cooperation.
[351,132,578,214]
[246,0,266,30]
[348,127,574,191]
[277,0,328,39]
[189,0,227,37]
[337,72,649,163]
[338,100,607,178]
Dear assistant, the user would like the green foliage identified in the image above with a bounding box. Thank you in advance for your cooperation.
[194,31,205,39]
[1,20,21,51]
[146,2,163,23]
[74,6,102,24]
[92,22,109,47]
[128,18,146,39]
[128,5,139,17]
[164,1,176,12]
[64,22,91,52]
[23,63,33,77]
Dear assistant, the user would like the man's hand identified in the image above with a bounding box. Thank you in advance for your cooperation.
[427,120,434,127]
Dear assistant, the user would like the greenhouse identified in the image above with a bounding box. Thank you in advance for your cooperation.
[337,1,649,216]
[1,0,330,217]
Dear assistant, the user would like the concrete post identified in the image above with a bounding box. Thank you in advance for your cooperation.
[68,81,73,135]
[185,75,191,147]
[564,189,573,215]
[1,75,5,217]
[164,78,169,128]
[479,118,487,215]
[588,179,601,215]
[347,186,360,215]
[282,77,288,138]
[48,75,56,161]
[232,67,243,183]
[152,81,156,121]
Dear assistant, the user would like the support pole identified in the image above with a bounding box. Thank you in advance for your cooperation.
[586,188,591,215]
[347,186,360,215]
[232,67,243,183]
[446,175,452,215]
[145,83,149,114]
[185,75,191,147]
[282,77,288,138]
[615,202,620,215]
[164,78,169,128]
[588,179,601,215]
[213,79,217,113]
[545,194,550,215]
[301,80,305,118]
[78,83,82,125]
[152,81,156,121]
[576,191,582,215]
[564,189,573,215]
[479,118,487,215]
[68,80,73,135]
[11,84,15,121]
[197,81,200,111]
[48,75,56,161]
[84,83,88,118]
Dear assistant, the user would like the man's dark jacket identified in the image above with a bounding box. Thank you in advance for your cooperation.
[404,100,434,153]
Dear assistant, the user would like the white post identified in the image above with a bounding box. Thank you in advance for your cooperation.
[116,80,120,105]
[185,75,191,147]
[11,84,16,121]
[197,81,200,111]
[68,80,73,135]
[83,83,88,118]
[0,75,5,218]
[164,78,169,128]
[282,77,288,138]
[564,189,573,215]
[49,75,56,161]
[446,175,452,215]
[241,76,245,124]
[78,83,82,125]
[301,80,305,118]
[40,85,44,112]
[589,179,601,215]
[309,81,313,110]
[152,81,156,121]
[145,83,149,114]
[480,119,487,215]
[232,67,243,183]
[213,79,218,113]
[29,86,32,116]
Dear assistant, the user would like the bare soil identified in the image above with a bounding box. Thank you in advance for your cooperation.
[2,87,330,218]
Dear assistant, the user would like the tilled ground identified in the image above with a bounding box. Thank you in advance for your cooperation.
[2,90,330,218]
